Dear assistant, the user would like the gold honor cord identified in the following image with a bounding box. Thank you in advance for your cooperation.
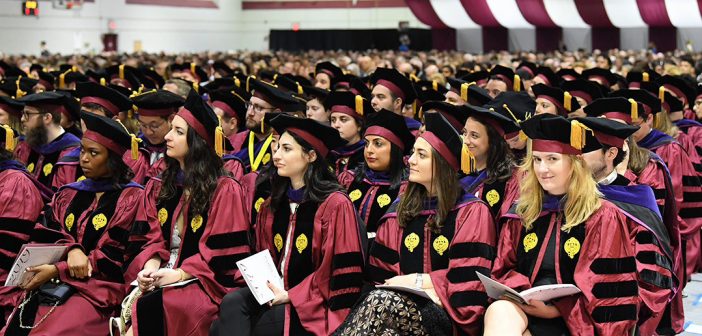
[248,131,274,172]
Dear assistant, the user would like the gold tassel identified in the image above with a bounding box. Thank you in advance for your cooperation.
[569,120,588,150]
[190,63,197,76]
[116,119,141,160]
[215,116,224,157]
[461,83,468,101]
[193,82,199,94]
[119,64,125,79]
[2,124,15,152]
[261,113,265,134]
[59,73,66,89]
[297,82,303,95]
[234,77,241,88]
[629,98,638,121]
[513,75,521,91]
[100,78,106,86]
[518,130,528,142]
[15,76,26,99]
[643,72,649,82]
[418,106,424,120]
[410,73,419,82]
[502,104,521,122]
[659,86,665,102]
[563,91,572,112]
[273,74,278,83]
[432,81,438,91]
[526,138,532,156]
[72,65,78,73]
[247,75,256,92]
[355,95,364,116]
[461,143,476,174]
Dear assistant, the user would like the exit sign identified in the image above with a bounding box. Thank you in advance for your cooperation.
[23,0,39,16]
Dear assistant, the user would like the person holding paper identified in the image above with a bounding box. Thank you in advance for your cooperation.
[211,115,365,336]
[337,109,413,237]
[485,114,640,336]
[0,123,47,330]
[2,112,143,335]
[123,90,251,336]
[334,113,497,335]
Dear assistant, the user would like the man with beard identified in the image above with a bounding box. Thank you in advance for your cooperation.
[233,77,298,173]
[14,91,81,190]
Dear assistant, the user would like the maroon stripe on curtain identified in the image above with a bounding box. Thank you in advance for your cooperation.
[405,0,448,28]
[637,0,672,27]
[432,29,457,50]
[516,0,557,27]
[591,27,620,50]
[536,27,562,51]
[483,27,508,51]
[649,27,677,51]
[574,0,613,27]
[460,0,502,27]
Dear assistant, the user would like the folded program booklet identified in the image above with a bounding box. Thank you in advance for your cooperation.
[476,272,581,305]
[5,244,68,287]
[237,250,284,305]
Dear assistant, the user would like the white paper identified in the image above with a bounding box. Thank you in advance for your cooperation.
[375,284,431,299]
[476,272,581,304]
[4,244,68,287]
[236,250,283,305]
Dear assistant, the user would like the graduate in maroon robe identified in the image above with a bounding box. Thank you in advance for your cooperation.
[337,109,413,236]
[336,113,497,335]
[212,114,365,336]
[209,88,248,153]
[577,116,677,335]
[124,90,251,336]
[0,125,46,330]
[54,82,152,186]
[2,111,144,336]
[14,92,81,191]
[326,91,372,176]
[484,114,639,336]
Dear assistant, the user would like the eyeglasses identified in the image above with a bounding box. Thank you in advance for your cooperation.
[138,120,167,132]
[245,102,275,114]
[21,111,46,119]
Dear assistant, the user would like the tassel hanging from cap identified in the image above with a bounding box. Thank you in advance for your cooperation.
[119,64,125,80]
[261,113,266,134]
[99,77,106,86]
[193,82,199,94]
[570,120,590,150]
[513,75,521,91]
[247,75,256,93]
[355,95,364,116]
[410,73,419,82]
[418,106,424,120]
[628,98,638,121]
[563,91,572,112]
[432,81,438,91]
[234,77,241,88]
[643,72,650,82]
[190,63,197,76]
[460,83,468,101]
[461,143,476,174]
[215,116,224,157]
[116,119,142,160]
[297,82,304,96]
[659,86,666,102]
[15,76,26,99]
[2,125,15,152]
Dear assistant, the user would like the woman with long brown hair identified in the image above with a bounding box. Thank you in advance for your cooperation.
[484,114,639,335]
[334,112,496,335]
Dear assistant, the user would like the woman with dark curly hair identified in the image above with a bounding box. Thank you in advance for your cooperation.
[124,90,251,336]
[2,112,143,336]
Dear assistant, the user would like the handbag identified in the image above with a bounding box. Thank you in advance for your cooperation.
[18,280,75,329]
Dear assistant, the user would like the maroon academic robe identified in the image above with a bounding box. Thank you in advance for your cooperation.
[256,191,365,336]
[222,156,245,181]
[4,181,144,335]
[228,131,248,153]
[367,194,496,335]
[337,170,407,234]
[0,168,44,328]
[13,133,81,191]
[126,175,251,336]
[494,199,640,336]
[629,157,686,333]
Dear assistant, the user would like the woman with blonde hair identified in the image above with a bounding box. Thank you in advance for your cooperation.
[484,114,639,336]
